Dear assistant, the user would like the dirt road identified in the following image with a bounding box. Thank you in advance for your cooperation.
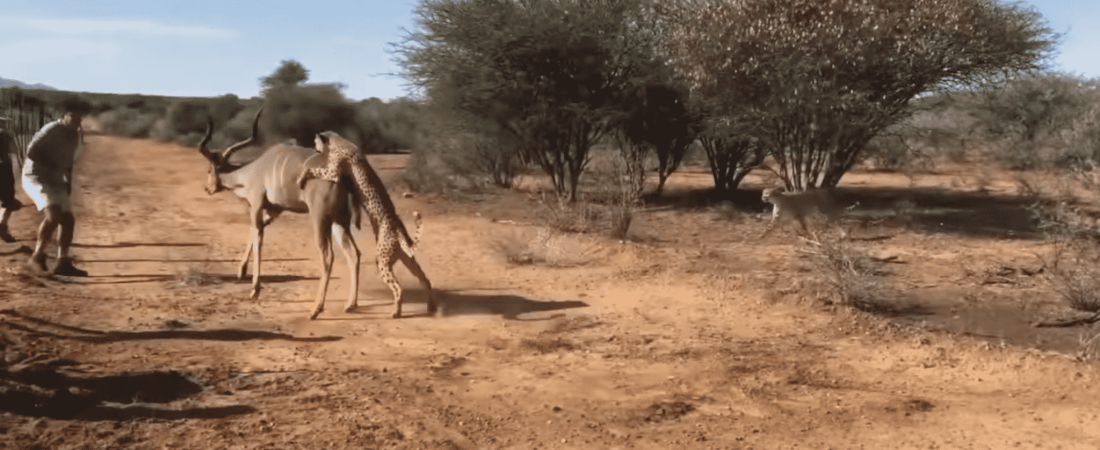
[2,135,1100,449]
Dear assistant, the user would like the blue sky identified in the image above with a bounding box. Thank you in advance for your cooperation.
[0,0,420,100]
[0,0,1096,101]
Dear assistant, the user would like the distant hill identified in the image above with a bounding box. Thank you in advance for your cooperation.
[0,77,56,90]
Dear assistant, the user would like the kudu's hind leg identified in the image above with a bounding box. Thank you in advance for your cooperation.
[333,223,361,313]
[309,217,336,320]
[399,252,436,315]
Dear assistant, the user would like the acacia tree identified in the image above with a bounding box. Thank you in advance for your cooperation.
[666,0,1057,191]
[968,72,1098,169]
[260,59,310,96]
[615,81,698,196]
[397,0,667,200]
[696,110,765,194]
[263,84,356,147]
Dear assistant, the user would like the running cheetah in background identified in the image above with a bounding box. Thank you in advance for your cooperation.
[298,131,436,318]
[760,187,850,238]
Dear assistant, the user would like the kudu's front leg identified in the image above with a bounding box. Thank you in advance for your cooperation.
[248,207,265,299]
[237,210,278,280]
[333,223,361,313]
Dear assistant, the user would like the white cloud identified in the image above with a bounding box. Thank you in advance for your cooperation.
[0,38,122,65]
[0,17,235,39]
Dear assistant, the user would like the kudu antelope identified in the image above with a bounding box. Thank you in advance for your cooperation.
[196,109,363,320]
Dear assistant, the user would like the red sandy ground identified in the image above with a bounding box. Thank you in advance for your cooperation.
[2,134,1100,449]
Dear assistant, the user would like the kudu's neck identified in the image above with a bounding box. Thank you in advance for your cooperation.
[215,164,252,192]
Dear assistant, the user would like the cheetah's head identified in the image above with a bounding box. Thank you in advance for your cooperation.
[314,130,357,155]
[761,187,785,204]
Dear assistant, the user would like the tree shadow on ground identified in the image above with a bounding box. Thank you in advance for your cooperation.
[0,312,261,421]
[73,241,207,249]
[79,257,309,264]
[75,272,318,286]
[0,244,32,255]
[2,366,255,421]
[647,186,1041,239]
[836,187,1040,239]
[644,186,766,212]
[0,309,341,343]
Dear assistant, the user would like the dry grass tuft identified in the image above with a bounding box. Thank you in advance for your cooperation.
[491,228,588,268]
[1031,202,1100,312]
[797,229,894,312]
[175,266,221,288]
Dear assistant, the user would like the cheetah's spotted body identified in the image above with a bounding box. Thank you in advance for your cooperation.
[298,131,436,318]
[760,187,849,238]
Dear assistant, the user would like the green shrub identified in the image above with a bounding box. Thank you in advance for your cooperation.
[97,107,159,137]
[264,84,356,147]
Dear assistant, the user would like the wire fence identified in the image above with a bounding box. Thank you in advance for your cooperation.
[1,87,62,168]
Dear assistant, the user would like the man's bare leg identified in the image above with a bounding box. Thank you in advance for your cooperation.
[52,210,85,276]
[28,205,61,271]
[0,208,14,242]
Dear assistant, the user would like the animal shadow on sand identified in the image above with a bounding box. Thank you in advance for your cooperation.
[338,290,587,320]
[5,270,317,286]
[436,291,588,320]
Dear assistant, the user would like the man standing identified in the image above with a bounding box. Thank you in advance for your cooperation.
[22,108,87,276]
[0,117,23,243]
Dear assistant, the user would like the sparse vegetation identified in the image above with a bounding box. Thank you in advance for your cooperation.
[798,231,894,312]
[397,0,686,201]
[1032,202,1100,313]
[491,227,587,267]
[540,194,602,235]
[665,0,1057,190]
[175,266,222,288]
[14,1,1100,448]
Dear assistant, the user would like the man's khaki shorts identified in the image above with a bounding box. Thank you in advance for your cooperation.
[21,161,71,212]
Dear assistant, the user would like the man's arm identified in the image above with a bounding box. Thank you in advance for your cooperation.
[24,123,73,184]
[25,122,58,164]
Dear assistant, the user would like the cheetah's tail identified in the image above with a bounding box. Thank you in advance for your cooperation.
[399,211,423,257]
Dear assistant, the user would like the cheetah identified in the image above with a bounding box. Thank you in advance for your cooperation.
[760,187,851,238]
[298,131,436,318]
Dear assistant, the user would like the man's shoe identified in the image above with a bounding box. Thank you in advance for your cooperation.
[53,257,88,277]
[0,198,22,211]
[28,252,47,272]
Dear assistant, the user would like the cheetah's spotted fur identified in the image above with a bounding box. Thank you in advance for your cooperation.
[298,131,436,318]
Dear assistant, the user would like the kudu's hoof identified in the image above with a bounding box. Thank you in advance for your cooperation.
[309,308,322,320]
[343,303,357,313]
[249,289,260,300]
[392,311,402,319]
